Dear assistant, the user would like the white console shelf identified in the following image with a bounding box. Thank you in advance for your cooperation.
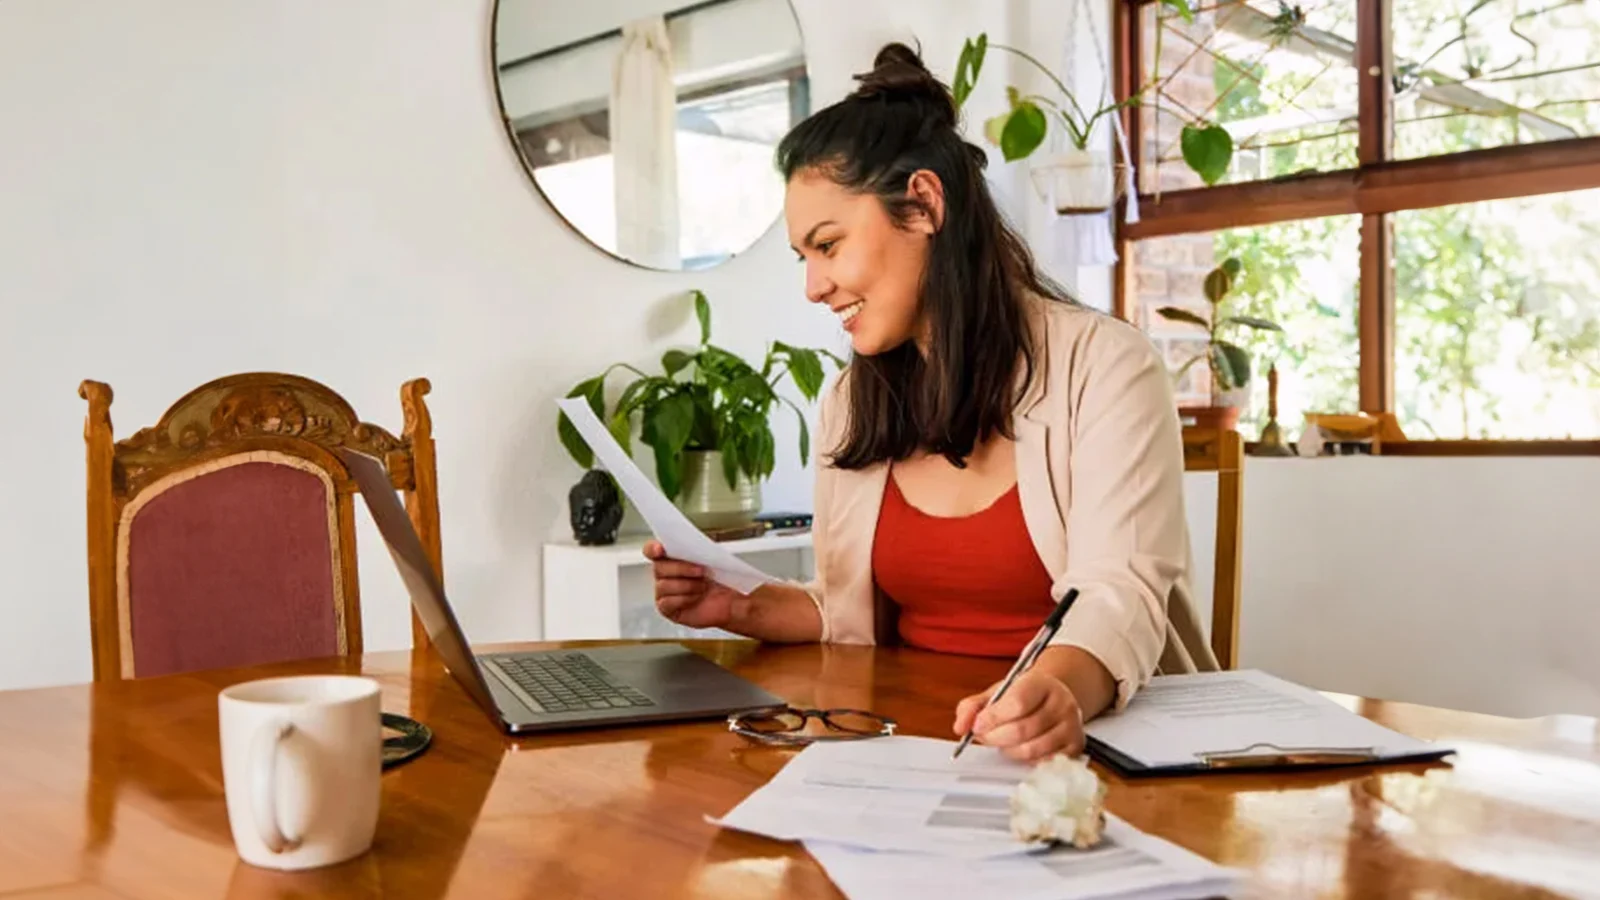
[542,532,814,641]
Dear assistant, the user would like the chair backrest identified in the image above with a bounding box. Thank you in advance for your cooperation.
[1182,427,1244,669]
[80,374,443,681]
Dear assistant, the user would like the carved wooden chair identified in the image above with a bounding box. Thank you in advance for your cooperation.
[79,373,443,681]
[1182,427,1244,669]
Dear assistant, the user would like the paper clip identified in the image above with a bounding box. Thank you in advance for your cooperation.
[1195,742,1378,769]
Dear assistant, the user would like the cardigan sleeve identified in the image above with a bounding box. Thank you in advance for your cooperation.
[1047,320,1189,710]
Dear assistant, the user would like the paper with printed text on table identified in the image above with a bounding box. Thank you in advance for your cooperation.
[556,397,775,594]
[804,817,1236,900]
[711,736,1237,899]
[713,736,1039,858]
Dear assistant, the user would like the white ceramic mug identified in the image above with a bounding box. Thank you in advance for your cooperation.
[218,675,382,870]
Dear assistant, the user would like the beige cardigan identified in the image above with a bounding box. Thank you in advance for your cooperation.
[801,298,1217,709]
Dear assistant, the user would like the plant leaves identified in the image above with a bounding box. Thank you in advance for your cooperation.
[606,413,632,458]
[614,376,661,420]
[557,414,592,470]
[556,375,606,469]
[1000,102,1048,162]
[783,397,811,467]
[699,345,754,379]
[720,445,741,491]
[734,423,759,484]
[578,375,606,416]
[645,390,695,458]
[1212,341,1252,389]
[952,33,987,109]
[652,441,683,501]
[1221,257,1243,279]
[643,390,696,499]
[730,373,775,410]
[1204,267,1234,304]
[784,346,825,400]
[1180,123,1233,186]
[984,112,1009,146]
[662,349,693,377]
[688,385,719,448]
[752,425,776,480]
[1155,306,1210,328]
[692,289,712,345]
[1222,315,1283,331]
[1160,0,1195,23]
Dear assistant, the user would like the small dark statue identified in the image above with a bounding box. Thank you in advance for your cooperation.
[568,470,623,546]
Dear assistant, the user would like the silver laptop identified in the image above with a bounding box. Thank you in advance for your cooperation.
[339,448,786,734]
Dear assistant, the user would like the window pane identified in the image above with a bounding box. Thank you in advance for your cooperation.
[1130,217,1361,437]
[1395,189,1600,438]
[1392,0,1600,159]
[1140,0,1359,192]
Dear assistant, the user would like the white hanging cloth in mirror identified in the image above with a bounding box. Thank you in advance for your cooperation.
[1048,0,1138,267]
[610,16,681,269]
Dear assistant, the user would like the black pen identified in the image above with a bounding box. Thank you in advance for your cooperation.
[952,588,1080,759]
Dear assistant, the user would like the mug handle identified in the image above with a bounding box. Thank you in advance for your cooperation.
[250,720,303,853]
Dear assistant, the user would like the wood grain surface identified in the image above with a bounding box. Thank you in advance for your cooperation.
[2,640,1596,899]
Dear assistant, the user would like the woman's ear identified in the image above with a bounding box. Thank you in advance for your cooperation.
[904,169,946,235]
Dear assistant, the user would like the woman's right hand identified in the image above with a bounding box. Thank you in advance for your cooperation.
[644,541,744,630]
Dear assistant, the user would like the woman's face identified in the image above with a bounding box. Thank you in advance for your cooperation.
[785,169,940,356]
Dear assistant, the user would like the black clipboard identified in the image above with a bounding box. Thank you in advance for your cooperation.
[1087,736,1455,778]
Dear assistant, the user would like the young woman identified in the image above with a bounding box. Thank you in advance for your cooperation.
[645,43,1214,761]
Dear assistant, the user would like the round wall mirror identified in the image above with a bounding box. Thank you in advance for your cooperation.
[492,0,809,271]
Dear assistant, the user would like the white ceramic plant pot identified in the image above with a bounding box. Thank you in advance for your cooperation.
[1029,149,1122,215]
[1216,385,1251,412]
[675,450,761,531]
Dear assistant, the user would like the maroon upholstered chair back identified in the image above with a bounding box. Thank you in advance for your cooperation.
[120,456,344,678]
[80,374,443,681]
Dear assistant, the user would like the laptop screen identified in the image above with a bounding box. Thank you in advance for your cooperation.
[338,448,501,717]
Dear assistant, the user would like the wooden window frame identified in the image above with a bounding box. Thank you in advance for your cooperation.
[1113,0,1600,452]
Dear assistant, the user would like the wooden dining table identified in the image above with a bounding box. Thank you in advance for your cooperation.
[2,640,1598,900]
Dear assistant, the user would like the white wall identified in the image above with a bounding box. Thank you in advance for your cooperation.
[1182,458,1600,721]
[0,0,1012,692]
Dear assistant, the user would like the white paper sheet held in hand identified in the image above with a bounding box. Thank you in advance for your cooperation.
[556,398,775,594]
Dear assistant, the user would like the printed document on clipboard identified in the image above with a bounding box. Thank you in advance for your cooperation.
[1084,669,1454,777]
[556,398,776,595]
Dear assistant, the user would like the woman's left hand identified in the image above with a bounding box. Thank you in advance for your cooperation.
[953,672,1086,763]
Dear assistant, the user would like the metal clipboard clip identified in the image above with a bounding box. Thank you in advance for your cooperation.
[1195,742,1378,769]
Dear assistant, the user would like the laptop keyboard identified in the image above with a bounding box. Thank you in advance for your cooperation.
[494,653,656,713]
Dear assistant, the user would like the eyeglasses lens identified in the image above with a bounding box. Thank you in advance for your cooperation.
[823,710,888,735]
[743,710,808,735]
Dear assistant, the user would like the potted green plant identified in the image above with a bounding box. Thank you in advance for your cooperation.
[952,0,1237,198]
[952,33,1135,214]
[1155,257,1282,430]
[557,290,844,532]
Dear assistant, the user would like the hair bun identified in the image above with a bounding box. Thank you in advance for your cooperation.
[851,42,957,129]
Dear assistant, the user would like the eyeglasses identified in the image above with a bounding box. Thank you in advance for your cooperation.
[727,706,897,746]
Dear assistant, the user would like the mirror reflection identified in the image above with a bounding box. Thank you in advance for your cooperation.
[493,0,809,271]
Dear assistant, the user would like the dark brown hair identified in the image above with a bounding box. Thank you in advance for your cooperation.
[776,42,1071,470]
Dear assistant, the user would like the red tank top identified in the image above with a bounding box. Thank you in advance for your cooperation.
[872,473,1057,657]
